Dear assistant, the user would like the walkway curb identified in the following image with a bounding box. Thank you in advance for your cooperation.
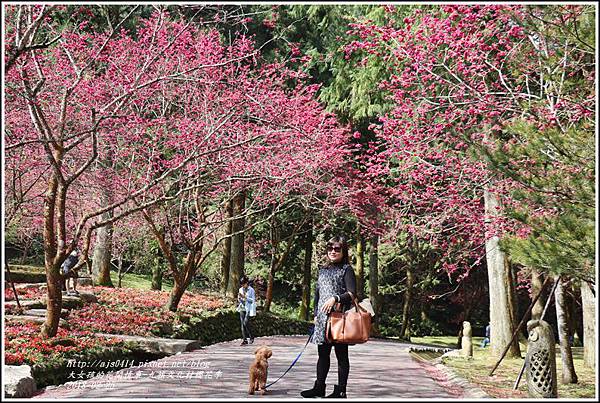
[432,361,489,398]
[407,346,489,398]
[95,333,203,355]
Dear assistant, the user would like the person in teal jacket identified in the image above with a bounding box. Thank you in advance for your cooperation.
[237,275,256,345]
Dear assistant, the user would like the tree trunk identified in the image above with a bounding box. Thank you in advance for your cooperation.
[117,257,123,288]
[566,285,579,346]
[167,275,188,312]
[151,264,162,291]
[506,256,527,344]
[220,200,233,296]
[580,279,595,368]
[264,217,278,313]
[506,256,518,328]
[355,223,365,300]
[42,172,61,338]
[91,221,114,286]
[227,191,245,299]
[299,219,313,321]
[20,241,30,265]
[484,187,521,359]
[531,268,545,320]
[369,234,380,334]
[264,253,276,313]
[264,217,298,313]
[42,264,63,338]
[91,144,114,286]
[554,276,578,383]
[400,266,414,339]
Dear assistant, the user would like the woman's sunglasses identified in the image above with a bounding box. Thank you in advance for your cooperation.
[327,246,342,253]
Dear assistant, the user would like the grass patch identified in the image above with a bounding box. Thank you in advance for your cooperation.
[410,335,462,348]
[6,264,46,273]
[111,271,174,292]
[5,264,46,283]
[6,264,178,291]
[415,336,596,399]
[5,263,224,297]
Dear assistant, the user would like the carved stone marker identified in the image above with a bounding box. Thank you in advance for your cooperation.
[525,320,557,398]
[461,321,473,357]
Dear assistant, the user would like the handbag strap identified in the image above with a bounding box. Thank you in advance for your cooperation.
[349,293,368,313]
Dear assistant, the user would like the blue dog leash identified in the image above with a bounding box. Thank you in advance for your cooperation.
[265,327,314,389]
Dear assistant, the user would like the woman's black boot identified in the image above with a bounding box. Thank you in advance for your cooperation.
[300,380,326,398]
[325,384,346,398]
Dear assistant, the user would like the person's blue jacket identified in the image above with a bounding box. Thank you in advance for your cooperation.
[237,286,256,316]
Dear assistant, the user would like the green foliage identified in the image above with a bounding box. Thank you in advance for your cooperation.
[171,308,311,342]
[489,118,595,279]
[409,317,446,337]
[4,222,45,265]
[5,264,46,283]
[238,4,405,131]
[50,5,154,37]
[379,311,447,339]
[122,235,170,276]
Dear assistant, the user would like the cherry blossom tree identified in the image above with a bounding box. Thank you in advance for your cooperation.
[4,8,273,337]
[344,4,594,359]
[135,52,354,311]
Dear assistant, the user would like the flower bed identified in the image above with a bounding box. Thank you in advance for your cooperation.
[4,285,311,389]
[4,285,225,336]
[4,286,224,388]
[4,322,124,366]
[68,286,224,336]
[5,321,166,388]
[5,286,45,301]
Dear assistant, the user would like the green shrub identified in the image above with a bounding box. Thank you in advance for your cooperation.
[409,317,445,337]
[5,265,46,283]
[31,344,166,389]
[171,308,311,343]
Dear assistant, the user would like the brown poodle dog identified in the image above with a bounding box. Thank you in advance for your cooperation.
[248,346,272,395]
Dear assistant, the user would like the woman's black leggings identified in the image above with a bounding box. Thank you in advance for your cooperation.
[316,343,349,387]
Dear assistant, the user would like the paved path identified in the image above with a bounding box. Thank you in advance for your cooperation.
[32,336,469,399]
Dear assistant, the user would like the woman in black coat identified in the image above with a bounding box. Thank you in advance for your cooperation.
[301,235,356,399]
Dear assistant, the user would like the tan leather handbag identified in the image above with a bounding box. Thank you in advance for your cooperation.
[326,295,371,344]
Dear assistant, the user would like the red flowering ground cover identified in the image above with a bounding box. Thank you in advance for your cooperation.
[68,286,224,336]
[4,322,124,366]
[4,285,225,366]
[5,286,45,301]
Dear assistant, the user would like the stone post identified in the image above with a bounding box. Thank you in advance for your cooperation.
[461,321,473,357]
[525,320,558,398]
